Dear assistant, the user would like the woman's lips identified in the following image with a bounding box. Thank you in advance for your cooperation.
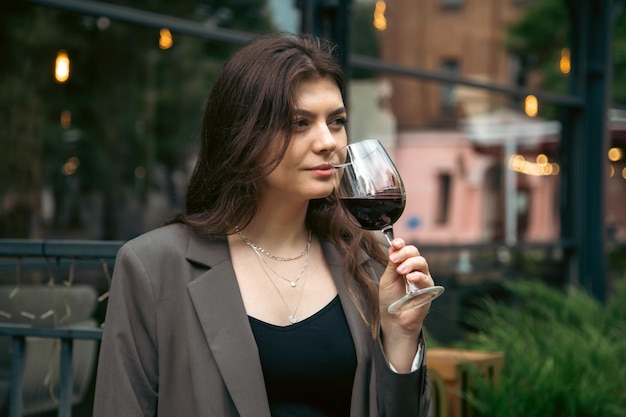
[308,164,335,177]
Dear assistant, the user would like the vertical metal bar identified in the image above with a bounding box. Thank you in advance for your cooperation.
[297,0,353,101]
[563,0,613,302]
[9,336,25,417]
[297,0,315,34]
[560,0,581,289]
[504,137,518,246]
[58,337,74,417]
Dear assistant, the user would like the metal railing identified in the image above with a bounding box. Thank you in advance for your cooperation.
[0,325,103,417]
[0,239,122,417]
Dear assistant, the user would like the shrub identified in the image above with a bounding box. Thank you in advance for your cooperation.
[459,279,626,417]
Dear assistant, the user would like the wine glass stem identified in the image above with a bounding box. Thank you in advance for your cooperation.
[381,225,419,294]
[382,225,394,246]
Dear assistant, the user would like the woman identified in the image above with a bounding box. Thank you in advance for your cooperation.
[93,33,434,417]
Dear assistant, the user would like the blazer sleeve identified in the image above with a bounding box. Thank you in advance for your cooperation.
[93,244,159,417]
[374,332,432,417]
[359,257,432,416]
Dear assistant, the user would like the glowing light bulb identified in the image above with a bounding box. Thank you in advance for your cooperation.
[559,48,571,74]
[608,147,623,162]
[373,1,387,31]
[159,28,173,50]
[55,50,70,83]
[524,95,538,118]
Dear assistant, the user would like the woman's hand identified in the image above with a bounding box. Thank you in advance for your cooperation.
[378,237,434,372]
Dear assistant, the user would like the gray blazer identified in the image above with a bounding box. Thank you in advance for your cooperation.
[93,223,431,417]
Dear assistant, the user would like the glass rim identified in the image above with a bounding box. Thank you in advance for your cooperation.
[331,138,385,168]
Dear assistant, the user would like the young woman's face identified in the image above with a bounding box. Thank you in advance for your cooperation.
[262,76,347,203]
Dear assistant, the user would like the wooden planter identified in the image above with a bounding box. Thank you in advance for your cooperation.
[427,348,504,417]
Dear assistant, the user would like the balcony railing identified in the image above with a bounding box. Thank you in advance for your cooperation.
[0,325,103,417]
[0,239,122,417]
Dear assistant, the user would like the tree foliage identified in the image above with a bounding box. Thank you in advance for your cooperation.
[506,0,626,105]
[0,0,274,239]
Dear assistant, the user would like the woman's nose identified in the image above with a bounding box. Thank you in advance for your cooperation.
[314,124,339,153]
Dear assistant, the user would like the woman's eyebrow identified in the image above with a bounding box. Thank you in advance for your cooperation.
[294,107,347,118]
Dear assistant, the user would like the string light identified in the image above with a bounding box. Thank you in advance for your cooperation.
[373,1,387,31]
[60,110,71,129]
[524,95,538,117]
[159,28,173,50]
[559,48,571,74]
[62,157,80,176]
[508,154,559,176]
[608,147,623,162]
[54,50,70,83]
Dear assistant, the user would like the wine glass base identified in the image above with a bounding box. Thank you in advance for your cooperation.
[387,285,445,313]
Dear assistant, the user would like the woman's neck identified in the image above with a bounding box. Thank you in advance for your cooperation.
[237,201,310,253]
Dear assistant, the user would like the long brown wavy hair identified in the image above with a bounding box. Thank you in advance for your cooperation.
[171,33,388,334]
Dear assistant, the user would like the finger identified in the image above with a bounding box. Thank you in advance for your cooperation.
[404,270,434,288]
[389,237,406,252]
[396,255,429,276]
[389,245,420,265]
[401,259,431,275]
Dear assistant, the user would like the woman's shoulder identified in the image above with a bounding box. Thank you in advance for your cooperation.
[119,223,194,260]
[120,223,227,263]
[127,222,189,245]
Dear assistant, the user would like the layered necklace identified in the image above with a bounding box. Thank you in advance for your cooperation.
[237,229,312,262]
[236,228,312,324]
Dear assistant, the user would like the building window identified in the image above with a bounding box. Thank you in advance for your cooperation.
[436,173,452,225]
[440,59,459,118]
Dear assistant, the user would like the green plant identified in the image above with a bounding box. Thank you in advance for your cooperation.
[459,279,626,417]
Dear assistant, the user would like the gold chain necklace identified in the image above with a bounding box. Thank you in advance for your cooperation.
[251,245,309,287]
[250,245,310,324]
[236,228,312,262]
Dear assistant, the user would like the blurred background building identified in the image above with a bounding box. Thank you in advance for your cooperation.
[347,0,626,253]
[367,0,562,245]
[380,0,525,128]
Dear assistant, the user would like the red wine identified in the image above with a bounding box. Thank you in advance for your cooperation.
[340,195,405,230]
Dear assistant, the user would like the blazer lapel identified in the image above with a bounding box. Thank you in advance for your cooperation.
[185,233,271,417]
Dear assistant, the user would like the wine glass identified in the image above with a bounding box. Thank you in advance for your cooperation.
[333,139,444,313]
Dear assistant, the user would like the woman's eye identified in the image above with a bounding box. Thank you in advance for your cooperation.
[330,117,347,128]
[293,119,308,130]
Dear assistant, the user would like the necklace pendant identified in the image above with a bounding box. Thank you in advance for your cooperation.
[290,281,297,287]
[289,315,298,324]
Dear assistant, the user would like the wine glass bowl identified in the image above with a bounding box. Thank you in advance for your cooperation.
[333,142,405,233]
[333,139,444,313]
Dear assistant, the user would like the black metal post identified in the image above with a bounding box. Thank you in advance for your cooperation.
[58,338,74,417]
[297,0,352,94]
[9,336,25,417]
[561,0,617,302]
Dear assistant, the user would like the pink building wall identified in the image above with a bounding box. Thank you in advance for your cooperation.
[522,173,560,241]
[389,131,561,244]
[390,131,483,243]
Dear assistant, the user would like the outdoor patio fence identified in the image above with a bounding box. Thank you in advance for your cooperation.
[0,239,122,417]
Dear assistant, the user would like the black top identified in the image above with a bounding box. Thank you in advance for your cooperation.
[249,295,358,417]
